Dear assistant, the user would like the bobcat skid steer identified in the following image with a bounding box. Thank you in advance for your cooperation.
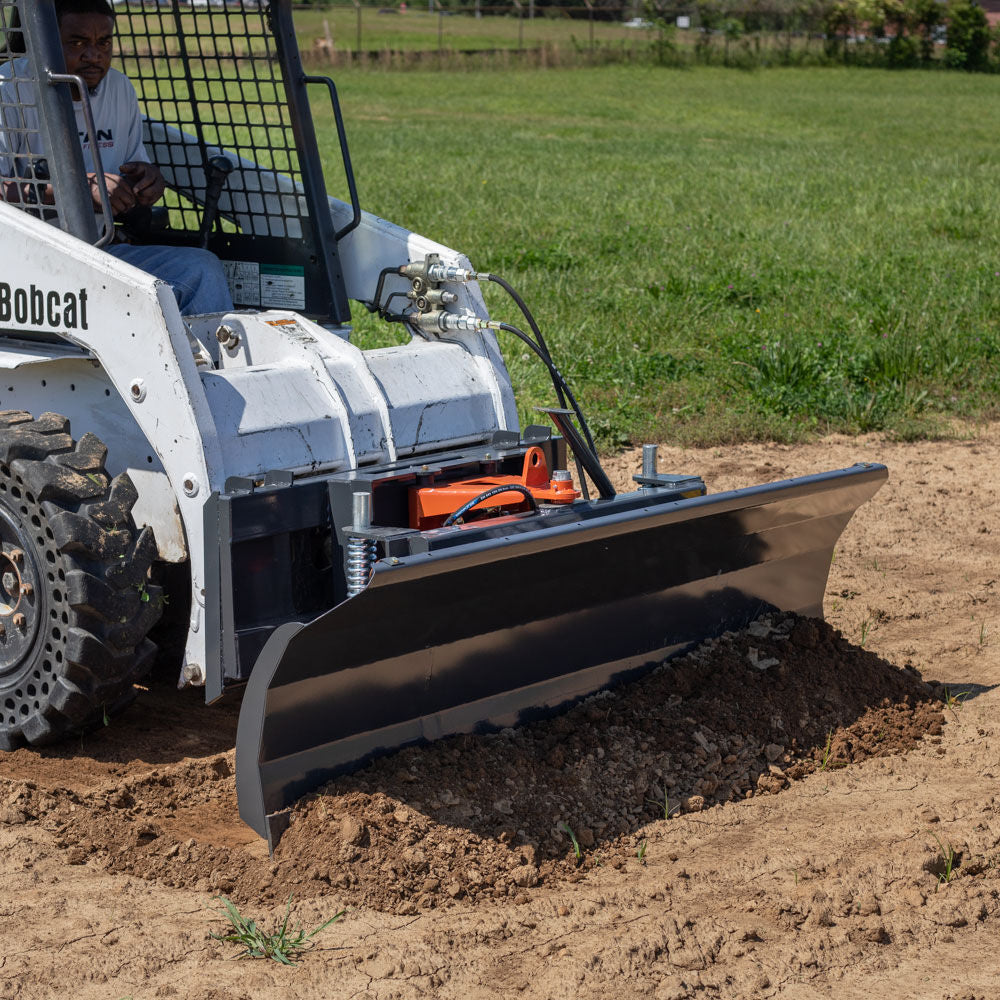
[0,0,885,848]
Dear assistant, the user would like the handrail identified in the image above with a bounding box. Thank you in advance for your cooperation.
[47,71,114,248]
[303,74,361,242]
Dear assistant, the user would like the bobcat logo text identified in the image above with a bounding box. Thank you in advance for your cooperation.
[0,283,89,331]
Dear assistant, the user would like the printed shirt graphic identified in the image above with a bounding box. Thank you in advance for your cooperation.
[0,60,150,179]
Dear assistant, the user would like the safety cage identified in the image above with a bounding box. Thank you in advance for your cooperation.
[0,0,359,324]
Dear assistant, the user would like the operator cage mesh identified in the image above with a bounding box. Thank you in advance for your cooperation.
[114,0,308,242]
[1,0,347,320]
[0,2,57,216]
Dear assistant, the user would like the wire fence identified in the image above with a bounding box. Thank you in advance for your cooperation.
[286,0,999,71]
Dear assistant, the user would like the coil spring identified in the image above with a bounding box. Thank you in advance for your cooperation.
[346,535,377,597]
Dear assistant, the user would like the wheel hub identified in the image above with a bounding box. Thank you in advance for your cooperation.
[0,514,42,677]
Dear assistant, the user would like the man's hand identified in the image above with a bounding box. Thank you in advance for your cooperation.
[89,172,136,216]
[120,161,165,207]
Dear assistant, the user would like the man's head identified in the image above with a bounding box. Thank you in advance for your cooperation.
[55,0,115,93]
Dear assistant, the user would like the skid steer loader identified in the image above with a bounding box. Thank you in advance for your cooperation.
[0,0,885,849]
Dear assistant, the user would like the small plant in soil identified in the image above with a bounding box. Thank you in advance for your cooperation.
[859,618,872,647]
[647,789,680,820]
[942,687,970,715]
[931,834,959,885]
[637,839,648,864]
[818,730,844,772]
[212,895,345,965]
[558,822,582,861]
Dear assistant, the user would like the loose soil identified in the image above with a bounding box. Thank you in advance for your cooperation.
[2,430,1000,998]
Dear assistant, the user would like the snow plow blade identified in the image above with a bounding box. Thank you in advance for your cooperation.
[236,462,886,847]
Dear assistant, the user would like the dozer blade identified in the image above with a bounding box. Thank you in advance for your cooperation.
[236,462,886,847]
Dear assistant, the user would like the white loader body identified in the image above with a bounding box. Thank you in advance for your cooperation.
[0,196,517,686]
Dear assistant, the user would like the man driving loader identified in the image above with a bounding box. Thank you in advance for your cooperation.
[0,0,233,316]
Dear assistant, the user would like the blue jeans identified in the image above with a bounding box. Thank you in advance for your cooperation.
[107,244,234,316]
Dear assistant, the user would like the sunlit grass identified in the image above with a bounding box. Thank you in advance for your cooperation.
[315,66,1000,445]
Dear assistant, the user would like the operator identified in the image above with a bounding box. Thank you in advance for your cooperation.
[0,0,234,317]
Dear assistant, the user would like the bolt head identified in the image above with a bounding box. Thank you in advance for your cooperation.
[19,582,32,598]
[13,613,26,629]
[9,549,23,563]
[181,662,205,684]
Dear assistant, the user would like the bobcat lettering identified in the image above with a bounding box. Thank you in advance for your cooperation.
[0,283,89,330]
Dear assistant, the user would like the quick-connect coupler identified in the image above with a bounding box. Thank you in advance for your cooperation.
[399,255,481,284]
[411,310,497,334]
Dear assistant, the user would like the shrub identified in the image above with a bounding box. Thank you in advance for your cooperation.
[944,0,990,70]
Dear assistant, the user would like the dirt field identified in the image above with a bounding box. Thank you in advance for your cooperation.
[2,429,999,1000]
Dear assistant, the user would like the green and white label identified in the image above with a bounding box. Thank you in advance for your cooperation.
[260,264,306,310]
[223,262,306,310]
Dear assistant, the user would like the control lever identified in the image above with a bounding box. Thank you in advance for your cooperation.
[198,155,234,249]
[23,158,49,215]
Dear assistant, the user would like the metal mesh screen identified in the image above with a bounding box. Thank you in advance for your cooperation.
[0,2,55,220]
[114,0,308,241]
[0,0,348,321]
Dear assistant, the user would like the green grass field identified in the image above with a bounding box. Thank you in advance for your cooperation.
[314,65,1000,446]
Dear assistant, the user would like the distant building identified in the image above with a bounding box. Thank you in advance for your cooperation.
[979,0,1000,26]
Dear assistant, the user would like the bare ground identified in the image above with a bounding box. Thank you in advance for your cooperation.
[2,429,999,999]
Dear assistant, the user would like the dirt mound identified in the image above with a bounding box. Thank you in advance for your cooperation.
[3,613,943,916]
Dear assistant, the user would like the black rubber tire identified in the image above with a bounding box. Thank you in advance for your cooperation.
[0,411,162,749]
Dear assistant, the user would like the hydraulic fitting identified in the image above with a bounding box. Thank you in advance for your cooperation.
[400,253,479,285]
[411,310,491,334]
[408,287,458,312]
[425,262,478,283]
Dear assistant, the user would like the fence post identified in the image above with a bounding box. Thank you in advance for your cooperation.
[434,0,444,55]
[351,0,362,57]
[513,0,523,49]
[583,0,594,50]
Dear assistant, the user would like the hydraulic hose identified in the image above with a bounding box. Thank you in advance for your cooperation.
[443,484,538,527]
[484,273,597,456]
[366,262,604,499]
[497,322,609,497]
[367,265,403,317]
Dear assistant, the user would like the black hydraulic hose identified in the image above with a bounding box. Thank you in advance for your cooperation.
[366,266,601,497]
[485,273,555,365]
[485,273,598,456]
[380,291,410,317]
[496,323,585,434]
[368,266,401,316]
[497,322,612,499]
[443,484,538,527]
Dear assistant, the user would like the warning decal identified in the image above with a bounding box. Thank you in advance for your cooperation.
[261,264,306,310]
[222,261,261,307]
[222,262,307,311]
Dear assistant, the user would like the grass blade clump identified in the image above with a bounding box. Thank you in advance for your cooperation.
[212,894,345,965]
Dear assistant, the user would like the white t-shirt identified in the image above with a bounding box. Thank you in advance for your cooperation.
[0,60,149,179]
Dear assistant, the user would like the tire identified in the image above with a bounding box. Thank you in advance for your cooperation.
[0,411,162,749]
